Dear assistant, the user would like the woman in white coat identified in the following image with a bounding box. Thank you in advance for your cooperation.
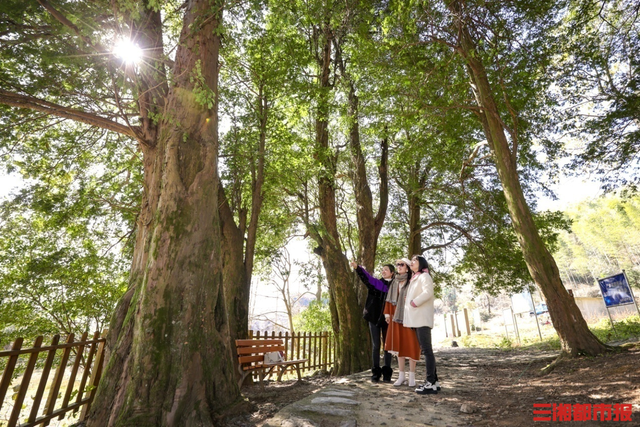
[404,254,440,395]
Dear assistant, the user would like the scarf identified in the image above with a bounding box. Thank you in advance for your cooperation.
[386,273,409,323]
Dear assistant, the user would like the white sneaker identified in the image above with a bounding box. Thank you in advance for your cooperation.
[408,372,416,387]
[415,382,438,395]
[393,372,405,386]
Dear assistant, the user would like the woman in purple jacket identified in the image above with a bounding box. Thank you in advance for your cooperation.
[349,260,395,382]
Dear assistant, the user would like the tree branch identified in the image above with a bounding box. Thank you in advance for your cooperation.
[374,133,389,233]
[36,0,97,49]
[413,221,475,243]
[460,141,489,179]
[0,89,144,142]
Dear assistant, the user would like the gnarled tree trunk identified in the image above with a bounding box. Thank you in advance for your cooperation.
[87,1,243,425]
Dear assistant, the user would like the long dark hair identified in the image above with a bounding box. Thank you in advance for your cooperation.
[412,255,429,273]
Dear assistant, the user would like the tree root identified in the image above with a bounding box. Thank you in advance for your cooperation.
[540,353,567,375]
[540,343,630,376]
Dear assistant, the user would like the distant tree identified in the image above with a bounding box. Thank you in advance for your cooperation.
[269,0,375,375]
[294,292,332,333]
[554,192,640,288]
[555,0,640,187]
[218,0,301,345]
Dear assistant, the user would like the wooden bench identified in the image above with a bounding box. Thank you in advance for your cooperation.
[235,339,307,388]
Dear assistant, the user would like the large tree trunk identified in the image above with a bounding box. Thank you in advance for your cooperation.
[87,2,243,425]
[450,2,607,356]
[309,25,370,375]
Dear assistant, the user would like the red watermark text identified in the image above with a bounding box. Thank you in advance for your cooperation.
[533,403,633,422]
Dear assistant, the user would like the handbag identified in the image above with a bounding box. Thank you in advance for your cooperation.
[264,351,285,365]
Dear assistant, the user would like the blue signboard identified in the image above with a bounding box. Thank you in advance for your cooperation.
[598,273,634,307]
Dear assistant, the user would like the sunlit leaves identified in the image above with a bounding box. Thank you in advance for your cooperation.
[554,191,640,288]
[553,0,640,187]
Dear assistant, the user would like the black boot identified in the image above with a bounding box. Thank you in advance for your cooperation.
[381,366,393,383]
[371,366,382,382]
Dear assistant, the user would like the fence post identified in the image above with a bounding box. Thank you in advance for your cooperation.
[0,337,24,418]
[304,332,308,369]
[29,335,60,423]
[449,314,457,337]
[75,331,100,414]
[284,331,291,360]
[463,308,471,335]
[444,314,449,337]
[44,334,75,426]
[314,333,318,370]
[308,332,313,371]
[321,332,327,371]
[58,331,89,420]
[279,330,285,356]
[8,336,43,427]
[308,332,312,370]
[80,330,107,420]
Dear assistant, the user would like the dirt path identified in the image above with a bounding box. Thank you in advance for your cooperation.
[224,343,640,426]
[439,345,640,426]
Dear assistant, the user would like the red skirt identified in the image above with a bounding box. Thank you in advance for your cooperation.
[383,302,421,361]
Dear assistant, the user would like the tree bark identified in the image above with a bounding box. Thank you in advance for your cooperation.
[86,1,244,425]
[449,1,608,356]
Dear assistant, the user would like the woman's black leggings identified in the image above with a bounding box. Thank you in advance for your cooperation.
[369,321,391,368]
[414,326,438,384]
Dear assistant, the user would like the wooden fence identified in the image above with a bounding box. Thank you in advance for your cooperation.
[1,329,331,425]
[0,331,107,427]
[247,330,335,378]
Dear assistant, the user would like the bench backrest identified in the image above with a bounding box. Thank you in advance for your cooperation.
[235,339,286,367]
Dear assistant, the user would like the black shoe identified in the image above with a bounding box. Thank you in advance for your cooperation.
[415,382,438,395]
[371,366,382,382]
[381,366,393,382]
